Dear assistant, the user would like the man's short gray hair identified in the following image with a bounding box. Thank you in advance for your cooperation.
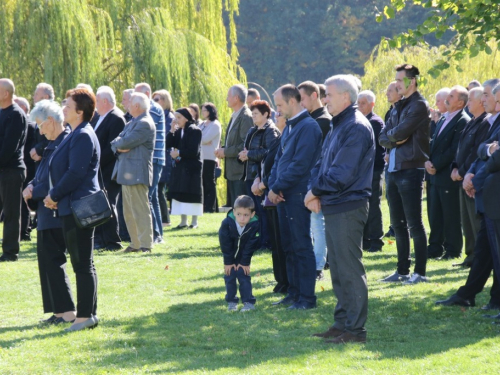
[123,88,134,96]
[435,87,451,100]
[30,99,64,124]
[451,85,469,106]
[135,83,152,98]
[469,87,484,100]
[36,83,55,100]
[491,83,500,95]
[349,75,362,91]
[324,75,359,104]
[96,86,116,106]
[0,78,15,96]
[230,84,247,104]
[14,97,30,114]
[130,92,150,112]
[484,79,500,90]
[76,83,93,93]
[358,90,376,104]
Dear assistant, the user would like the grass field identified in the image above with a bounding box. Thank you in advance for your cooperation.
[1,200,500,374]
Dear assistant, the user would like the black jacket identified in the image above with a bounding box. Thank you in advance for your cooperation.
[484,148,500,220]
[366,112,385,171]
[242,120,280,181]
[310,105,375,214]
[219,209,260,266]
[33,126,49,158]
[451,112,488,179]
[24,121,37,184]
[0,103,27,170]
[379,91,430,170]
[261,136,281,190]
[310,106,332,140]
[429,109,470,188]
[166,124,202,203]
[93,108,126,187]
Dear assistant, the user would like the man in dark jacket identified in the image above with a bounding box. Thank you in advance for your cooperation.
[358,90,385,253]
[268,84,322,310]
[0,78,27,262]
[379,64,430,284]
[93,86,126,251]
[450,86,489,267]
[298,80,332,279]
[306,75,374,344]
[426,86,470,260]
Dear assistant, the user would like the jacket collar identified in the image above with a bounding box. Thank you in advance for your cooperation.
[331,104,356,127]
[286,110,309,128]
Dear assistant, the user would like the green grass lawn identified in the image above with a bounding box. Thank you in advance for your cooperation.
[1,200,500,374]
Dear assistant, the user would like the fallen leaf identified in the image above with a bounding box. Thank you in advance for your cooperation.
[321,286,325,291]
[255,272,261,277]
[388,240,394,245]
[164,265,169,270]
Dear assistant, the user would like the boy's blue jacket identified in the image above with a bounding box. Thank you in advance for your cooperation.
[219,209,260,266]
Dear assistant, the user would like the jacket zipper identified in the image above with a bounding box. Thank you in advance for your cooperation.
[234,227,252,260]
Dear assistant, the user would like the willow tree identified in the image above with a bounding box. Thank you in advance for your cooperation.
[0,0,244,122]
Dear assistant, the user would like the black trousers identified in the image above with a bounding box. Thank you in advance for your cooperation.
[37,228,75,314]
[202,160,217,213]
[457,215,500,304]
[61,215,97,318]
[265,206,288,288]
[158,182,170,223]
[363,168,384,249]
[94,180,121,247]
[427,183,463,256]
[228,179,246,207]
[460,188,481,259]
[0,168,25,256]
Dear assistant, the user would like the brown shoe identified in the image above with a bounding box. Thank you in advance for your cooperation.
[123,246,140,253]
[140,248,152,253]
[325,331,366,344]
[312,326,344,338]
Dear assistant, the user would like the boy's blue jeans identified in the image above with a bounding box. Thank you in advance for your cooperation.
[224,267,256,304]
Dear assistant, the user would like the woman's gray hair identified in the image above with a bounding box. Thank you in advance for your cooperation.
[130,92,150,112]
[29,99,64,123]
[324,75,359,104]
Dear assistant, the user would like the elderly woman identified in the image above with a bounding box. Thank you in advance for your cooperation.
[199,102,221,213]
[167,108,203,229]
[43,88,101,331]
[252,111,288,293]
[239,100,280,248]
[23,100,75,324]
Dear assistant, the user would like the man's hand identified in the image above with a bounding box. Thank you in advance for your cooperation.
[268,190,285,205]
[30,148,42,161]
[489,141,499,155]
[237,264,251,275]
[214,148,225,159]
[251,178,262,196]
[466,188,476,198]
[224,264,236,276]
[463,173,475,191]
[425,160,436,175]
[23,185,33,201]
[396,137,409,145]
[118,149,130,153]
[384,153,389,164]
[451,168,463,182]
[238,148,249,162]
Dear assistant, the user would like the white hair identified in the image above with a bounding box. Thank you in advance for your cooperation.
[130,92,150,112]
[230,84,248,103]
[14,97,30,114]
[29,99,64,124]
[469,87,483,100]
[491,83,500,95]
[349,75,362,91]
[36,82,55,100]
[324,75,359,104]
[135,83,152,98]
[435,87,451,100]
[123,88,134,96]
[358,90,376,104]
[76,83,93,93]
[96,86,116,106]
[484,78,500,91]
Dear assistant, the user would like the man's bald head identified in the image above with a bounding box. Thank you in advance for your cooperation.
[0,79,15,97]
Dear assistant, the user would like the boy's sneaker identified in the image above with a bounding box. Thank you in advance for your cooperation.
[403,273,429,285]
[228,302,238,312]
[240,302,255,312]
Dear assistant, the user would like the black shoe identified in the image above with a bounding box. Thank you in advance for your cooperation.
[481,303,500,311]
[93,242,106,250]
[384,227,395,238]
[53,317,75,325]
[40,315,57,324]
[188,225,198,229]
[0,254,18,262]
[272,296,297,306]
[316,270,324,281]
[323,262,330,271]
[439,253,461,260]
[20,235,31,241]
[366,246,382,253]
[273,284,288,294]
[173,224,188,230]
[154,236,164,244]
[102,243,123,252]
[435,294,475,307]
[362,240,371,250]
[288,301,317,310]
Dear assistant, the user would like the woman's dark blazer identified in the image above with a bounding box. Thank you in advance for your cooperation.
[166,124,202,203]
[48,122,101,217]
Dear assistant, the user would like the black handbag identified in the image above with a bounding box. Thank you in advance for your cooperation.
[71,188,112,229]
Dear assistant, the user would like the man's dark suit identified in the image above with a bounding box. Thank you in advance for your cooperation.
[93,108,126,249]
[427,109,470,258]
[21,121,37,240]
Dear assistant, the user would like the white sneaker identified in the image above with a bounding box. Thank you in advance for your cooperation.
[228,302,238,312]
[403,273,429,285]
[240,302,255,312]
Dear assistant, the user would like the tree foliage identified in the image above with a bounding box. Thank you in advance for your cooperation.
[362,42,500,115]
[378,0,499,77]
[0,0,244,123]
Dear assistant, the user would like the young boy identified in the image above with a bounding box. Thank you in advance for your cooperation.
[219,195,260,312]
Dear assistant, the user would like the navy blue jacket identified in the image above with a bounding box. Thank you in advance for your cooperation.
[48,122,101,217]
[366,112,385,171]
[31,127,71,230]
[268,111,322,194]
[219,210,260,266]
[150,100,166,166]
[310,105,375,214]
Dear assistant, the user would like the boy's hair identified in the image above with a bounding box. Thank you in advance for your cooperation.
[234,195,255,212]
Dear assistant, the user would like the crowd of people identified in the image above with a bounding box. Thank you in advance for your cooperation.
[1,62,500,343]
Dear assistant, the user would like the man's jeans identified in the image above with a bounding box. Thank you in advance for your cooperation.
[224,267,256,304]
[311,210,327,270]
[386,168,428,276]
[149,163,163,240]
[277,192,317,305]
